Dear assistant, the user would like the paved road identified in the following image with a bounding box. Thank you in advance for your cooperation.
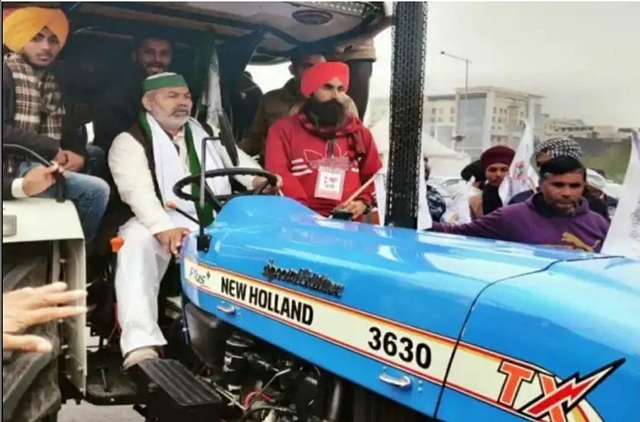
[59,403,142,422]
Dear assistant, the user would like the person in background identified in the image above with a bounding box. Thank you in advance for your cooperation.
[92,34,174,154]
[586,168,618,218]
[238,50,359,162]
[459,159,485,198]
[424,156,447,222]
[3,282,87,353]
[326,38,377,119]
[509,137,610,220]
[230,71,263,140]
[2,7,110,248]
[431,156,609,252]
[265,61,382,220]
[468,145,515,220]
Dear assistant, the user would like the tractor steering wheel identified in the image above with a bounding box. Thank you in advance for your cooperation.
[2,144,65,202]
[172,167,279,213]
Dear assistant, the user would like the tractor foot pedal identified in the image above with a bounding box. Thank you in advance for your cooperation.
[136,359,224,422]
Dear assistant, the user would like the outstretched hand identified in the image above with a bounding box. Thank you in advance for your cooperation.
[3,282,87,353]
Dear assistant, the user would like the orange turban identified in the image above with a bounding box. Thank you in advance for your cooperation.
[2,7,69,52]
[300,61,350,98]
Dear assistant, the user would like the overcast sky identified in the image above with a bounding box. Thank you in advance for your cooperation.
[250,2,640,128]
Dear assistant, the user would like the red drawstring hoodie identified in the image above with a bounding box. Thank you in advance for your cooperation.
[265,113,382,218]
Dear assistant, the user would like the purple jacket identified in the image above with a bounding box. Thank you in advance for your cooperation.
[432,193,610,252]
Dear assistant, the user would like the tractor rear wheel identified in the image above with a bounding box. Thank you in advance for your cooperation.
[2,244,62,422]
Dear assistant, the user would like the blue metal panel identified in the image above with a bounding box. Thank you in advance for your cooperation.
[180,196,583,417]
[437,256,640,422]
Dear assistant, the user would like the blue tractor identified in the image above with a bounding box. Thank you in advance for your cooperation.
[2,2,639,422]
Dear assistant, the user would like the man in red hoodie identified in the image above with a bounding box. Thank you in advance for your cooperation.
[264,61,382,220]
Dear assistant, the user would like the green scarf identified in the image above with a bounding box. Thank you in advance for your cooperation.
[139,113,215,226]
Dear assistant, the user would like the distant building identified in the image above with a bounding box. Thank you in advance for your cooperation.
[544,118,628,143]
[425,86,544,159]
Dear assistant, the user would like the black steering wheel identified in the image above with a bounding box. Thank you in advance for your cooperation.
[172,167,279,213]
[2,144,65,202]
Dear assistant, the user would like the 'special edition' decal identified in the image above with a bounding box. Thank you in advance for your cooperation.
[183,257,624,421]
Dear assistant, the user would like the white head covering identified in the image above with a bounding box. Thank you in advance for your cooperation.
[586,168,606,191]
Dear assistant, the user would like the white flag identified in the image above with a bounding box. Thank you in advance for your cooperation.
[418,145,433,230]
[601,129,640,259]
[371,151,432,231]
[373,167,387,226]
[499,121,535,205]
[528,166,539,190]
[442,183,473,225]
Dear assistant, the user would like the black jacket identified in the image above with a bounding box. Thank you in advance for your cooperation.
[92,68,144,154]
[2,62,87,162]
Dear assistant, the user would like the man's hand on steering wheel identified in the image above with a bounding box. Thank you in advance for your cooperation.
[252,174,282,193]
[173,168,281,214]
[155,227,190,255]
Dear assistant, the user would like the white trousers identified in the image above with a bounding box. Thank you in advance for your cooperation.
[115,217,172,355]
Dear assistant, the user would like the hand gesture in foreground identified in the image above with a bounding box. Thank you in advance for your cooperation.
[3,282,87,353]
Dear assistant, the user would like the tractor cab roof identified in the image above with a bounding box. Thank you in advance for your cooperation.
[6,1,392,64]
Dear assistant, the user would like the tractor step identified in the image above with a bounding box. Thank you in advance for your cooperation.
[136,359,224,422]
[85,348,139,405]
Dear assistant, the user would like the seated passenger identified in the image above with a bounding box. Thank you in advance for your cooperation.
[107,72,280,369]
[2,7,110,248]
[264,62,382,221]
[509,137,610,220]
[92,34,173,154]
[238,50,359,161]
[468,146,515,220]
[431,156,609,252]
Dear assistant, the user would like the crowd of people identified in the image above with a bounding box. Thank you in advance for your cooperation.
[1,6,621,372]
[429,138,616,253]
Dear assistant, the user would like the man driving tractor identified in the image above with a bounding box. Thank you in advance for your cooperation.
[106,72,281,369]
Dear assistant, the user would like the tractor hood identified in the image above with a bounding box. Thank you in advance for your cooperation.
[437,256,640,422]
[184,196,600,344]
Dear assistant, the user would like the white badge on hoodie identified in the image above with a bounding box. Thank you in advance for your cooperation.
[315,166,346,200]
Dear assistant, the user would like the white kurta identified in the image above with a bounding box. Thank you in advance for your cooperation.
[108,116,261,355]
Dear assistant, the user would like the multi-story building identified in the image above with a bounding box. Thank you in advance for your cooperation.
[425,86,545,159]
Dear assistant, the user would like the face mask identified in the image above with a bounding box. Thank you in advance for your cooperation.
[304,98,346,127]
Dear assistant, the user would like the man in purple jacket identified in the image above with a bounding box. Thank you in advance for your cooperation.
[431,156,609,252]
